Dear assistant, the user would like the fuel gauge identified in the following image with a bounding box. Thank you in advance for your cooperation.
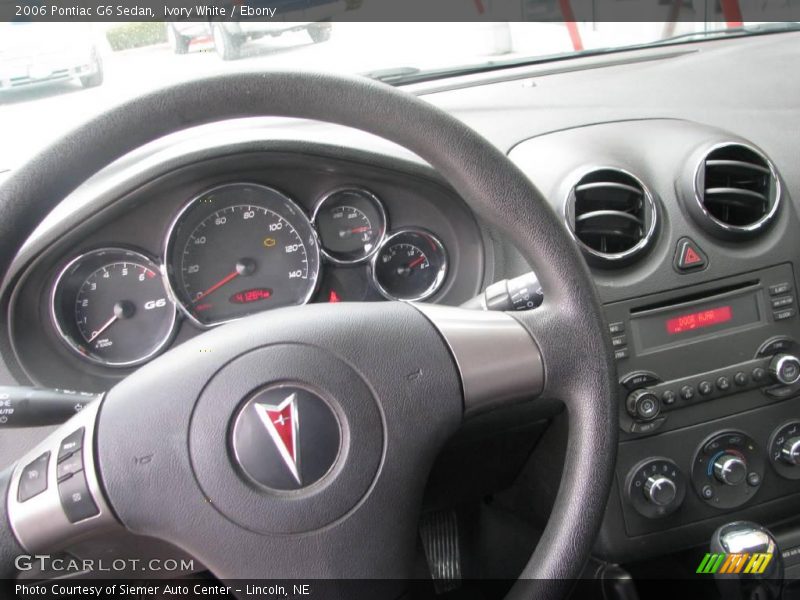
[371,229,447,301]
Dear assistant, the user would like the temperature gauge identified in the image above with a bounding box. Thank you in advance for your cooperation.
[312,188,386,264]
[371,229,447,301]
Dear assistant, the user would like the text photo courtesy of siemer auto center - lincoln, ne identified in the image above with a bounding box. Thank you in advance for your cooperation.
[4,1,800,600]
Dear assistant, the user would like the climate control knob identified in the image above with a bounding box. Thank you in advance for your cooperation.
[713,454,747,486]
[769,354,800,386]
[781,437,800,465]
[644,475,677,506]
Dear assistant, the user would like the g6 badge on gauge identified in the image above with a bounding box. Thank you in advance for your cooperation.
[165,183,320,326]
[51,248,177,367]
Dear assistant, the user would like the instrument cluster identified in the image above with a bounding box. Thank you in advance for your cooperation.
[49,182,449,367]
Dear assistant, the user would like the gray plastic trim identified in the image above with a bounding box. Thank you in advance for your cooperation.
[412,304,544,416]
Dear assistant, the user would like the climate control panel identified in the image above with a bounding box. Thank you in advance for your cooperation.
[690,431,765,509]
[768,421,800,480]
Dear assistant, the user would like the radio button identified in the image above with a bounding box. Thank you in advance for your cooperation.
[621,371,661,391]
[772,296,794,309]
[680,385,695,401]
[770,282,792,296]
[770,354,800,386]
[611,335,627,348]
[698,381,713,396]
[661,390,677,405]
[608,322,625,335]
[626,389,660,421]
[734,371,748,386]
[614,348,630,361]
[716,376,731,392]
[752,367,767,382]
[774,308,796,321]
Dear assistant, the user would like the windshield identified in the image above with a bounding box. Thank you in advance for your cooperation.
[1,16,798,169]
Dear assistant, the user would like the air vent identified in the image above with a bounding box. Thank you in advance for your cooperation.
[694,143,780,236]
[565,168,657,265]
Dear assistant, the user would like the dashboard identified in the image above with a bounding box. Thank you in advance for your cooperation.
[6,150,487,389]
[2,30,800,572]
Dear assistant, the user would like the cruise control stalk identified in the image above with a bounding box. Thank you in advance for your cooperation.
[0,386,100,428]
[460,271,543,312]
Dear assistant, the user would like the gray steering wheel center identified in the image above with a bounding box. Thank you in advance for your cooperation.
[231,383,341,491]
[189,343,383,535]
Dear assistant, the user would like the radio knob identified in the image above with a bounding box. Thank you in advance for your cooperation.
[781,437,800,465]
[626,389,660,421]
[769,354,800,386]
[644,475,677,506]
[713,454,747,486]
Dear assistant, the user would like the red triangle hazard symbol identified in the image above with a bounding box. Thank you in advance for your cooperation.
[684,246,701,265]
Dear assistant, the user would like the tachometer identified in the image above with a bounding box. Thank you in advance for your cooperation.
[165,183,320,326]
[51,248,177,367]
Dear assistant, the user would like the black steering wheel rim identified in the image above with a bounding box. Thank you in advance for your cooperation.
[0,71,617,598]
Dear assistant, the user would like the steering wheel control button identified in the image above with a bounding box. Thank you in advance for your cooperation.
[18,452,50,502]
[674,237,707,272]
[57,427,84,460]
[626,458,686,518]
[692,432,764,509]
[232,385,340,491]
[58,470,99,523]
[56,450,84,482]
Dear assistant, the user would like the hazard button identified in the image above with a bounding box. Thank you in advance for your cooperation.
[674,237,707,272]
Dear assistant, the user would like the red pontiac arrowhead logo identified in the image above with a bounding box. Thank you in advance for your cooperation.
[255,393,301,484]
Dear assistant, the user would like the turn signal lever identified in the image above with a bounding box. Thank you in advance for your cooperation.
[0,386,100,428]
[710,521,784,600]
[461,271,543,312]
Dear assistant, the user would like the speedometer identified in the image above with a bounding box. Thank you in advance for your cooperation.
[165,183,320,326]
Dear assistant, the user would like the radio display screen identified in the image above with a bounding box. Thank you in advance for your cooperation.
[631,289,762,352]
[665,306,733,335]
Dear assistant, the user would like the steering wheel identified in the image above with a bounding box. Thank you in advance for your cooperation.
[0,72,616,599]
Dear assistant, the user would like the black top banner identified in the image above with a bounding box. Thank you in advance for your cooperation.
[3,0,800,23]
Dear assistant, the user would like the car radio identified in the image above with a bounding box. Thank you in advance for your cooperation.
[604,264,800,437]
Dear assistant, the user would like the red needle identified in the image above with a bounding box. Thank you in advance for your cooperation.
[87,315,118,343]
[193,271,239,303]
[408,256,426,269]
[350,226,370,234]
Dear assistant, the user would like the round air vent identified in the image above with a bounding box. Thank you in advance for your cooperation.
[692,142,780,238]
[565,168,657,266]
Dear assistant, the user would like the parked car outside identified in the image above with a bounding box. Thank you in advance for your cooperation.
[0,23,103,91]
[169,0,345,60]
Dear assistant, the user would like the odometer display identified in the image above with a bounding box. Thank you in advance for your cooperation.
[166,184,320,326]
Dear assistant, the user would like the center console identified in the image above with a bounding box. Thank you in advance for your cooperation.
[597,263,800,562]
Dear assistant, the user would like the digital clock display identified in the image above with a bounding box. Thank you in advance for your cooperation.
[666,306,733,335]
